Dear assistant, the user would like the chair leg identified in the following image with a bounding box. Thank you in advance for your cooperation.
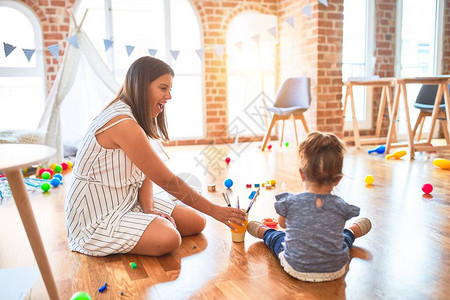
[261,115,278,151]
[441,119,450,144]
[412,111,425,141]
[292,116,299,147]
[417,115,426,142]
[280,120,285,147]
[298,114,309,134]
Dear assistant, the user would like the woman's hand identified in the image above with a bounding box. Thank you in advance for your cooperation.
[210,205,247,231]
[145,210,177,228]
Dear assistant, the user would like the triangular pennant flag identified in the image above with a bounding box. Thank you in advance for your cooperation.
[286,16,295,28]
[103,39,113,52]
[170,50,180,60]
[125,45,135,57]
[267,27,277,39]
[195,49,205,61]
[47,43,60,60]
[3,42,16,57]
[251,34,260,46]
[148,49,157,56]
[235,41,243,51]
[214,45,224,58]
[301,5,312,18]
[66,35,79,48]
[22,49,35,62]
[319,0,328,7]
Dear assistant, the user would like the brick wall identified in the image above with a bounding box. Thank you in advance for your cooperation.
[14,0,450,146]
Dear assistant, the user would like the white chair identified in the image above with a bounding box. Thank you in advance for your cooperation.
[261,77,311,150]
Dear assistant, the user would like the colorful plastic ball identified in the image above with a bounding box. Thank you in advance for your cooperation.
[54,165,62,173]
[224,178,233,189]
[49,163,57,170]
[41,171,51,180]
[38,168,46,176]
[46,168,54,176]
[53,173,63,181]
[70,291,93,300]
[41,182,51,192]
[267,145,272,150]
[364,175,374,185]
[422,183,433,194]
[285,142,290,147]
[225,157,231,165]
[61,162,68,170]
[130,261,137,269]
[67,161,73,168]
[50,178,61,187]
[269,179,276,186]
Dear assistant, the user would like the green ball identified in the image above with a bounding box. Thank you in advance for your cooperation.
[42,171,51,180]
[285,142,290,147]
[41,182,51,192]
[70,292,93,300]
[54,165,62,173]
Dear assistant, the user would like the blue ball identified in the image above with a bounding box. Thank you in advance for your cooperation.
[50,178,61,187]
[53,173,63,181]
[224,178,233,189]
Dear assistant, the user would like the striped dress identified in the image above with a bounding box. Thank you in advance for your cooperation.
[65,100,176,256]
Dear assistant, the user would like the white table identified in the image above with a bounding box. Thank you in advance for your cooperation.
[0,144,60,300]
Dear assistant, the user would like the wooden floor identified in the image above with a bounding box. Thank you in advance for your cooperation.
[1,141,449,300]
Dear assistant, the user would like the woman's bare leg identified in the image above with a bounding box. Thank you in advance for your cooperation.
[171,204,206,236]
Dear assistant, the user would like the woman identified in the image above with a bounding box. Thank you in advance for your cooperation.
[65,56,246,256]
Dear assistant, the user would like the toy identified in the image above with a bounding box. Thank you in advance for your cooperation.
[49,163,56,170]
[285,142,290,147]
[422,183,433,194]
[54,165,62,173]
[254,183,260,188]
[224,178,233,189]
[54,173,63,181]
[41,182,51,192]
[50,178,61,187]
[248,191,256,200]
[61,162,68,170]
[98,282,107,292]
[433,158,450,170]
[246,184,251,188]
[225,157,231,165]
[120,291,124,296]
[364,175,374,185]
[207,184,216,192]
[269,179,276,186]
[70,291,93,300]
[129,262,137,269]
[267,145,272,150]
[41,171,51,180]
[368,145,386,154]
[386,150,406,160]
[67,161,73,168]
[262,218,278,228]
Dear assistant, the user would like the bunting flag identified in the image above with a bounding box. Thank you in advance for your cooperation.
[267,26,277,39]
[22,49,35,62]
[214,45,224,58]
[195,48,205,61]
[285,16,295,28]
[251,34,260,47]
[148,48,157,56]
[103,39,113,52]
[3,42,16,57]
[125,45,135,56]
[235,41,243,51]
[301,5,312,18]
[47,44,60,60]
[66,35,79,48]
[170,50,180,60]
[319,0,328,7]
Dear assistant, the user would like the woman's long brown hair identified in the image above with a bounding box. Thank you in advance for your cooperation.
[108,56,174,141]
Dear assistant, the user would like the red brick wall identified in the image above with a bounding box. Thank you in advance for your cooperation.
[13,0,450,146]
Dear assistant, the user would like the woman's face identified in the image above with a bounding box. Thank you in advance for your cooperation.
[147,73,173,118]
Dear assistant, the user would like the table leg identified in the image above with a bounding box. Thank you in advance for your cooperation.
[426,84,444,145]
[386,83,401,154]
[5,169,60,300]
[400,83,415,159]
[349,86,361,149]
[375,86,387,137]
[443,83,450,143]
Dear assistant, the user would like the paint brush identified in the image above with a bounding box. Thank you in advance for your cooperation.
[246,188,260,213]
[236,195,240,209]
[222,192,231,207]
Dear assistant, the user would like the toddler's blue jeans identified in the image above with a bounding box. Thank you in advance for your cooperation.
[263,228,356,258]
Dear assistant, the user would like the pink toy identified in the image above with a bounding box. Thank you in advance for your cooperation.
[422,183,433,194]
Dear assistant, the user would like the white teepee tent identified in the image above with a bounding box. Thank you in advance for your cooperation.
[38,11,120,163]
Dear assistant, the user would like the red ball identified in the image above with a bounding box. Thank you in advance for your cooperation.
[422,183,433,194]
[46,168,54,176]
[268,145,272,150]
[61,162,68,170]
[38,168,46,176]
[225,157,231,164]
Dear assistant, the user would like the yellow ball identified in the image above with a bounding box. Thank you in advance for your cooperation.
[49,163,57,170]
[364,175,374,185]
[269,179,276,186]
[67,161,73,168]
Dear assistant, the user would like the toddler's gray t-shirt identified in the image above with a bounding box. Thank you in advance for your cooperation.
[275,192,360,273]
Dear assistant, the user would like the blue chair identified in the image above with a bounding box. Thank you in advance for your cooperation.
[412,84,449,142]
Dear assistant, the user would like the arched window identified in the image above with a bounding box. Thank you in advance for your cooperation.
[0,1,46,130]
[75,0,203,140]
[226,11,277,137]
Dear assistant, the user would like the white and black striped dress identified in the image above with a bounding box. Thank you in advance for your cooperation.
[65,100,176,256]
